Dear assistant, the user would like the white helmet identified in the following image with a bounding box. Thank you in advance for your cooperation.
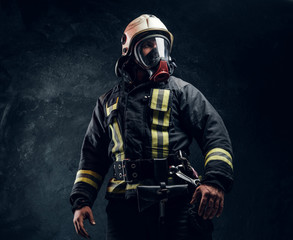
[115,14,174,77]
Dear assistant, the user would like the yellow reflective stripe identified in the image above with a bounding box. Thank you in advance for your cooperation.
[150,89,159,109]
[109,124,118,153]
[150,89,170,111]
[109,118,125,161]
[151,126,159,158]
[126,183,140,190]
[152,110,160,125]
[74,177,98,189]
[107,187,126,194]
[113,119,125,160]
[205,155,233,170]
[107,179,125,192]
[106,97,119,116]
[150,89,171,158]
[162,130,169,157]
[77,170,102,181]
[161,90,170,111]
[152,110,170,127]
[151,127,169,158]
[205,148,232,161]
[106,179,140,193]
[163,109,171,127]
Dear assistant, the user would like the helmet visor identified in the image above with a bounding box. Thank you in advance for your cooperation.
[135,36,170,68]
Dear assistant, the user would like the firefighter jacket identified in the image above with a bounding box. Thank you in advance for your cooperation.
[70,76,234,208]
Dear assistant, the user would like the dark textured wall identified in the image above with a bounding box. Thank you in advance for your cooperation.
[0,0,292,239]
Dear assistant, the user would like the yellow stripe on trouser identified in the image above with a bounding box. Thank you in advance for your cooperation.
[151,89,170,158]
[109,118,125,161]
[204,148,233,169]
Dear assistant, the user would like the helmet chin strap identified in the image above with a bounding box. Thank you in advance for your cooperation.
[149,60,170,82]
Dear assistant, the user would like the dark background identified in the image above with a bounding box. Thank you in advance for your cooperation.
[0,0,292,239]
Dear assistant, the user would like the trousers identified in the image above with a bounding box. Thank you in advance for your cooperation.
[106,196,213,240]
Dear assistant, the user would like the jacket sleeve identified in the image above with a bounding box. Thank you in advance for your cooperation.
[179,83,234,192]
[70,97,112,211]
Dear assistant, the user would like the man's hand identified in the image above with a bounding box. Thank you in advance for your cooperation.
[73,206,96,239]
[190,184,224,220]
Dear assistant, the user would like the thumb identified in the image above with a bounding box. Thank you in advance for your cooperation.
[87,209,96,225]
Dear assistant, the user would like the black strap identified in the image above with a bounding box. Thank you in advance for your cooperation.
[113,151,190,183]
[113,159,154,182]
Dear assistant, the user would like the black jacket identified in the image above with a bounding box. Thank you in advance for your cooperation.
[70,76,233,209]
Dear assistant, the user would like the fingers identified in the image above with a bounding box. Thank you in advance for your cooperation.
[216,197,224,218]
[87,209,96,226]
[73,220,79,234]
[203,197,214,219]
[205,198,220,219]
[191,184,225,220]
[73,207,93,239]
[74,217,90,239]
[79,218,90,239]
[198,191,209,217]
[208,198,220,219]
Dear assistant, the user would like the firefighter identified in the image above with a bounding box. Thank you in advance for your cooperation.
[70,14,233,240]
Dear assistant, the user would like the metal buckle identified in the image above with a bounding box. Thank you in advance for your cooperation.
[121,160,126,181]
[122,160,134,183]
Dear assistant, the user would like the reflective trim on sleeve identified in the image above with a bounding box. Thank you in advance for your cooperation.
[77,170,103,181]
[204,148,233,169]
[74,170,102,190]
[74,177,98,189]
[206,148,232,160]
[109,118,125,161]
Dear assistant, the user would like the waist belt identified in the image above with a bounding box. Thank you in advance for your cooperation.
[113,152,188,183]
[113,159,154,182]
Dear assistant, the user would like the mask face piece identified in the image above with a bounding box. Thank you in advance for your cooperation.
[135,35,170,69]
[134,35,171,81]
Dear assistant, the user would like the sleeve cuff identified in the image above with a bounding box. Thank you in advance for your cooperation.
[71,196,92,213]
